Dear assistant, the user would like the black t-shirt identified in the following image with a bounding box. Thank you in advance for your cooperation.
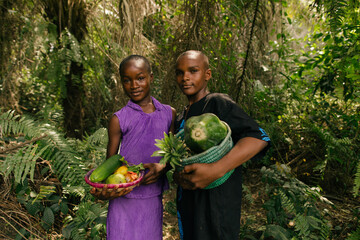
[175,92,270,159]
[175,93,270,240]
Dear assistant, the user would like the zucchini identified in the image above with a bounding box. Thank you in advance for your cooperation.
[90,154,123,183]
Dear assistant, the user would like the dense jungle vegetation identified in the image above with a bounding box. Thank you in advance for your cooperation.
[0,0,359,239]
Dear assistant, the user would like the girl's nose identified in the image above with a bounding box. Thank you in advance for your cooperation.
[130,80,139,88]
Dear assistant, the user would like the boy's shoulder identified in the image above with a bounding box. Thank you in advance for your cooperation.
[203,93,236,109]
[205,92,235,103]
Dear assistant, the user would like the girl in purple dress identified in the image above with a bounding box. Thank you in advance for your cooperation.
[90,55,176,240]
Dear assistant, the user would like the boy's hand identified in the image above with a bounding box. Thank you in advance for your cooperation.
[141,163,169,185]
[175,163,223,190]
[90,185,133,200]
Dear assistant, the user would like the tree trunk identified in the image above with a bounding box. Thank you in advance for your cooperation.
[41,0,87,139]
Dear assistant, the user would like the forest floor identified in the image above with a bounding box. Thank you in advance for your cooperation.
[162,168,360,240]
[0,167,358,239]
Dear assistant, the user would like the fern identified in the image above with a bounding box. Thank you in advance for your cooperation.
[309,123,358,174]
[85,127,108,147]
[261,164,331,240]
[347,226,360,240]
[325,0,348,34]
[32,185,57,204]
[63,201,107,239]
[0,110,86,187]
[354,160,360,197]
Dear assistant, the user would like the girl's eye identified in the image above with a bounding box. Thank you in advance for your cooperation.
[138,76,145,81]
[175,70,183,76]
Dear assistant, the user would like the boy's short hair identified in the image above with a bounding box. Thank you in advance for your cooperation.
[176,50,209,70]
[119,55,152,76]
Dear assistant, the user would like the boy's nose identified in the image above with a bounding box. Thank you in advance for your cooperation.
[183,72,190,81]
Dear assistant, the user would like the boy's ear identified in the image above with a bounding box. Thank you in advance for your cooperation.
[205,68,211,81]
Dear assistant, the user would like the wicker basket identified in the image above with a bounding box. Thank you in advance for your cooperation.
[175,121,234,189]
[84,169,144,189]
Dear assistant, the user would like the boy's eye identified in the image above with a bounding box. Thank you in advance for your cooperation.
[190,69,198,73]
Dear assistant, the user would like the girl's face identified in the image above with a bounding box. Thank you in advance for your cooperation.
[175,54,211,103]
[121,59,153,104]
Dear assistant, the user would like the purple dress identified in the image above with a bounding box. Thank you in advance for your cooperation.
[106,96,172,240]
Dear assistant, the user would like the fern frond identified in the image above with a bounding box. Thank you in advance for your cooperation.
[294,214,310,236]
[279,189,296,215]
[353,159,360,197]
[347,226,360,240]
[0,110,38,137]
[325,0,348,33]
[32,185,57,204]
[1,110,86,187]
[85,127,108,146]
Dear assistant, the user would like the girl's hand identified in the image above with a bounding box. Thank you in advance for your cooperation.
[141,163,169,185]
[90,185,132,200]
[175,163,223,190]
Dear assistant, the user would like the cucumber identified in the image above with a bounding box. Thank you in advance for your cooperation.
[90,154,123,183]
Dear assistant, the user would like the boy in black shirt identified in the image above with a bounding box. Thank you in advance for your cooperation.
[174,50,270,240]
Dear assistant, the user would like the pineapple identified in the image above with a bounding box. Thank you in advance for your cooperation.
[151,132,189,169]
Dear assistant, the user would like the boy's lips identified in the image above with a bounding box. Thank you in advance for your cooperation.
[182,84,192,89]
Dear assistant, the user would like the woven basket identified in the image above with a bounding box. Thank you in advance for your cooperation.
[175,121,234,189]
[84,169,144,189]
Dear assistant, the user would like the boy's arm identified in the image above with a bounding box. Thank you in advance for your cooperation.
[176,137,268,190]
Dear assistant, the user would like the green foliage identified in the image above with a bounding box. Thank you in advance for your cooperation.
[260,164,331,239]
[0,109,97,235]
[62,201,107,239]
[347,226,360,240]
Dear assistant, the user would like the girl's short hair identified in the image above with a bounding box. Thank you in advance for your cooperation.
[119,55,152,76]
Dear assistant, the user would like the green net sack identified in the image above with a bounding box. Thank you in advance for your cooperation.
[175,121,234,189]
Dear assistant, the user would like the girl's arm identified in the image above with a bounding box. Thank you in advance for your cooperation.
[90,115,133,200]
[175,137,268,190]
[106,115,122,158]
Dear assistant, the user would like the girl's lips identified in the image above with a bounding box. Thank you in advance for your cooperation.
[131,91,142,96]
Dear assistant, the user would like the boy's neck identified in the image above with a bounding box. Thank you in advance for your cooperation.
[187,90,210,106]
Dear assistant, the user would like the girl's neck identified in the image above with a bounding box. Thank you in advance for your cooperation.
[135,97,155,113]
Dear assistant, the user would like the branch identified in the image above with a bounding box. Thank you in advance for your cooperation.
[0,135,48,154]
[236,0,260,103]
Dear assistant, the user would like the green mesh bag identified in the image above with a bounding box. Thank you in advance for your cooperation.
[175,121,234,189]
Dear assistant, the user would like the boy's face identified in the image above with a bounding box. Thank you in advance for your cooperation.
[175,53,211,98]
[121,59,153,103]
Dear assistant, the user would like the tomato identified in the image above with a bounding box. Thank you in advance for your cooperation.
[125,171,138,182]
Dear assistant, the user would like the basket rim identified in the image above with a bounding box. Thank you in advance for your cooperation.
[84,168,144,189]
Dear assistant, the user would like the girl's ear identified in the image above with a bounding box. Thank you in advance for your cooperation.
[205,68,211,81]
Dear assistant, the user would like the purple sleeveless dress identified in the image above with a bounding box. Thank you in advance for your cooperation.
[106,97,172,240]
